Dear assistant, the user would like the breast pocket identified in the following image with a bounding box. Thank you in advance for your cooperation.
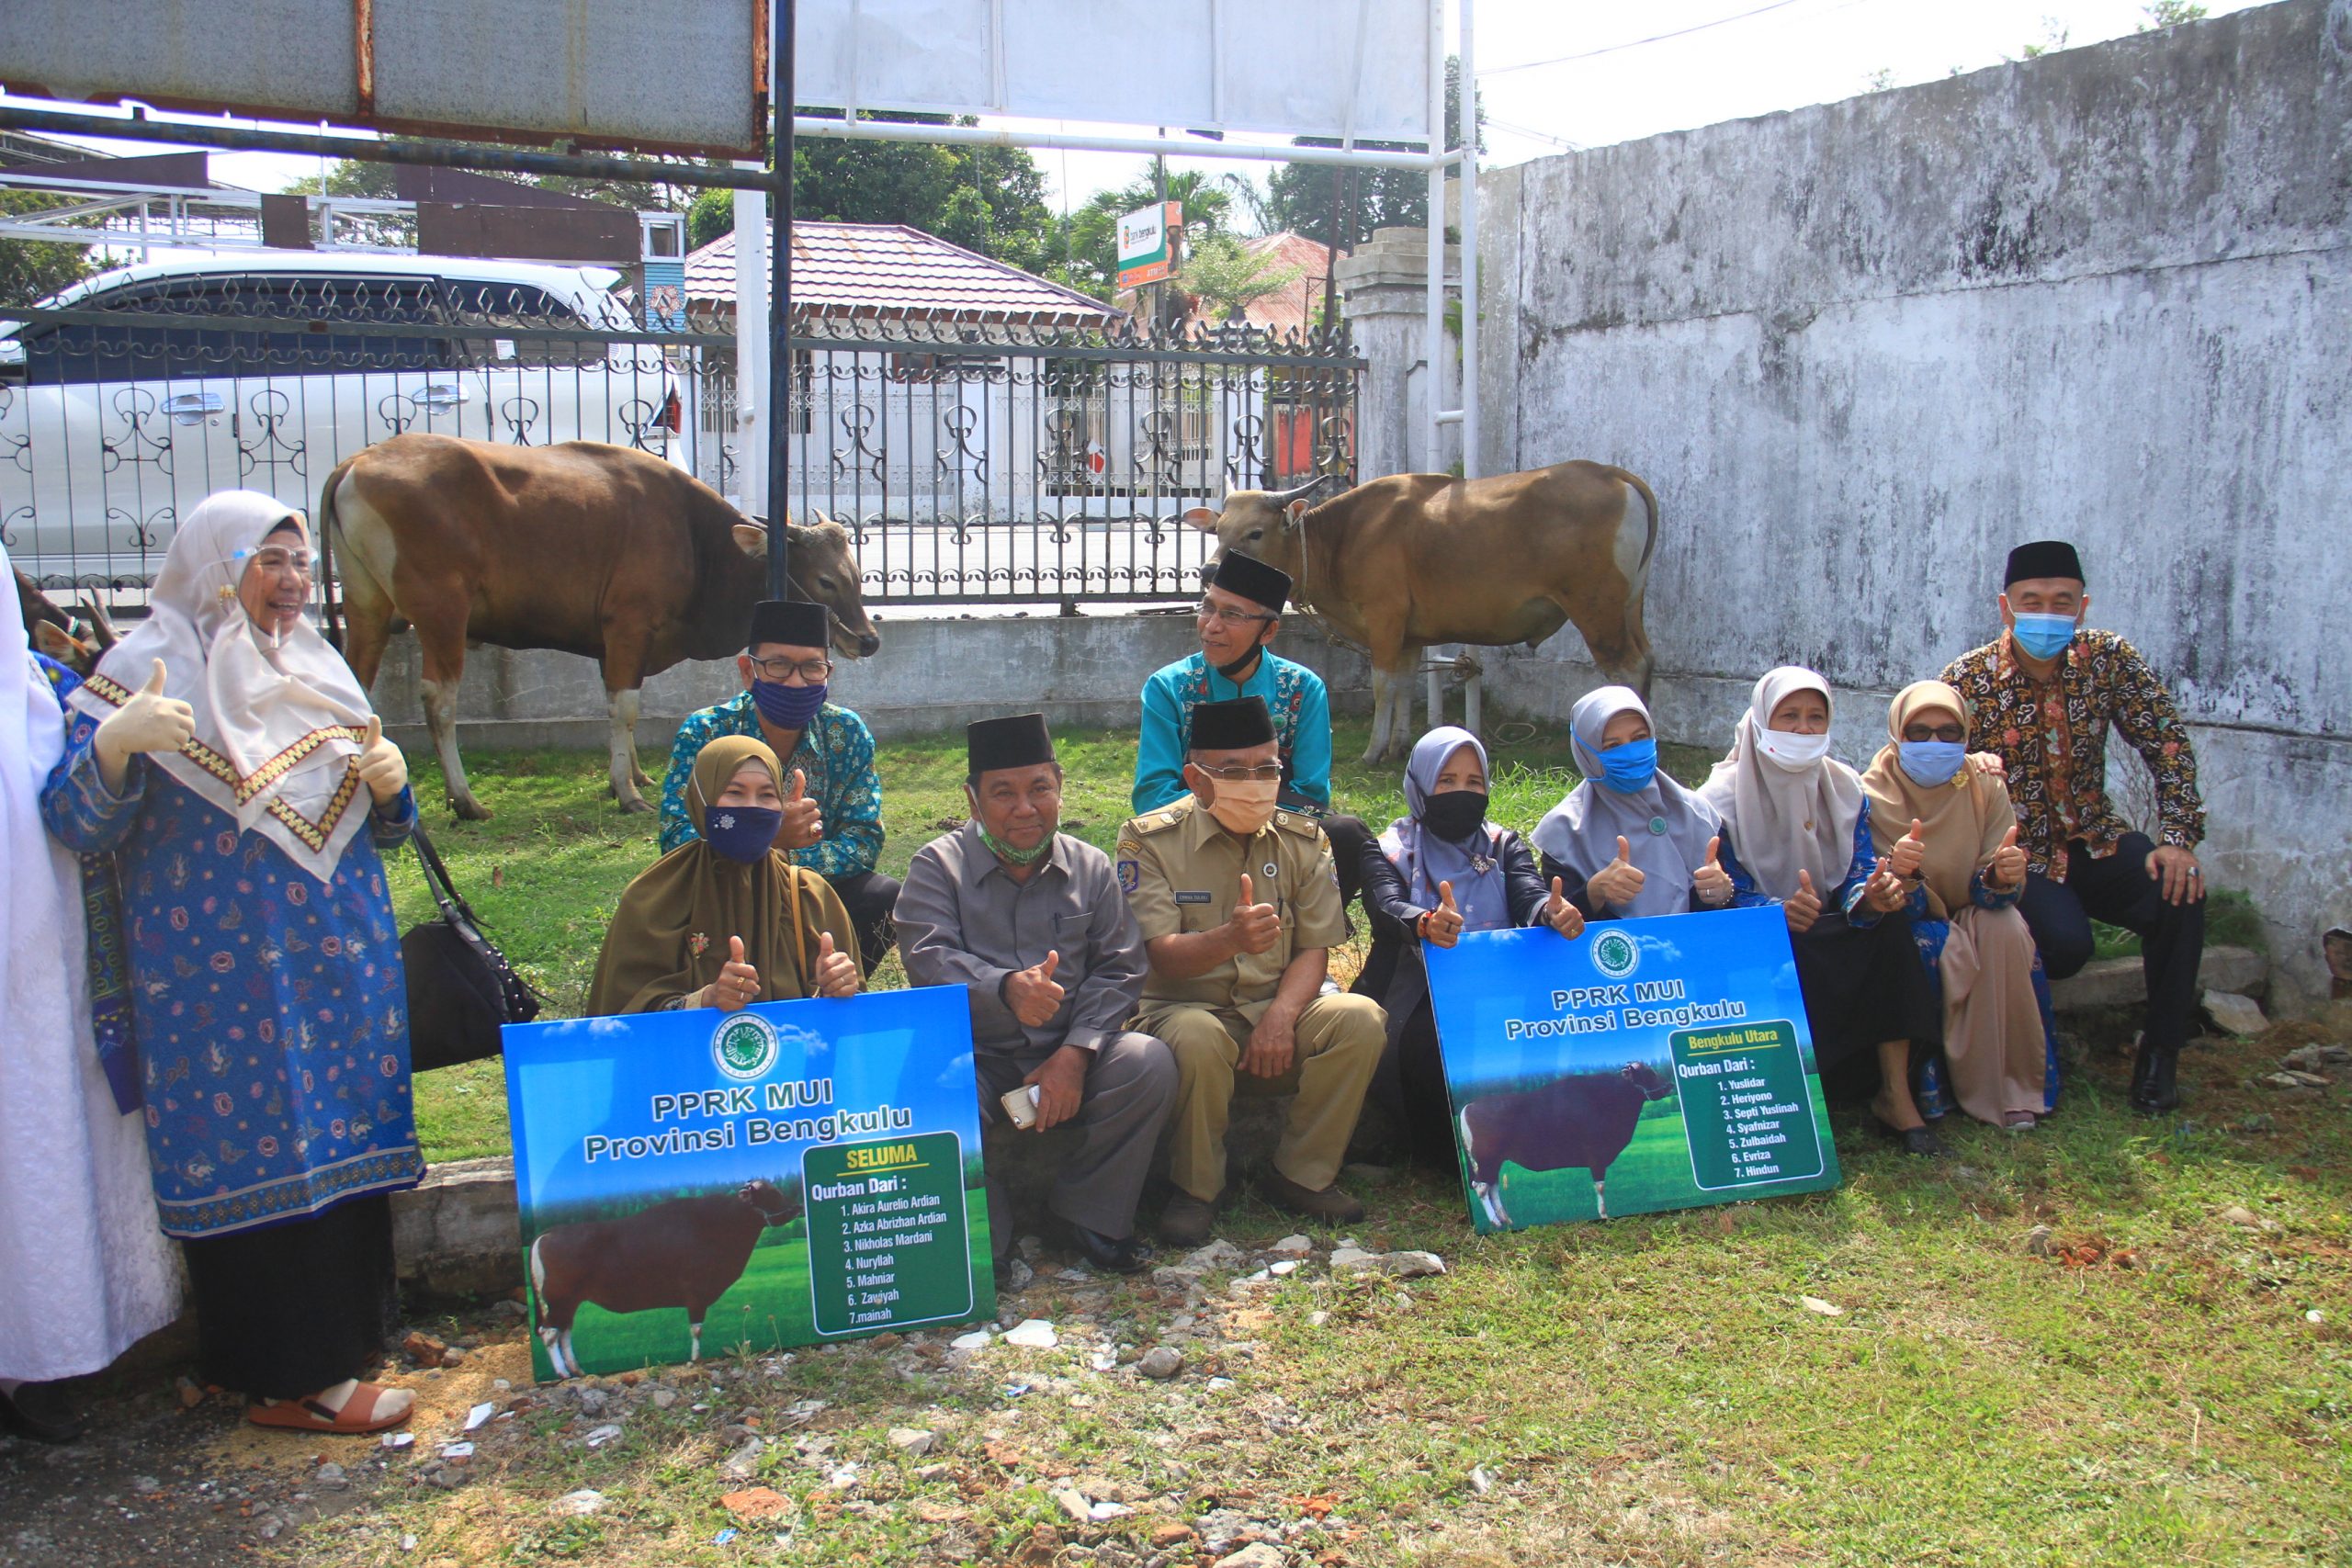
[1050,910,1091,956]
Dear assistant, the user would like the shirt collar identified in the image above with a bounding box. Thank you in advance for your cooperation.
[1996,628,2069,686]
[958,818,1069,886]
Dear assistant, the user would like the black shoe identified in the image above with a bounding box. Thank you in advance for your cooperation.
[1258,1167,1367,1224]
[1874,1117,1947,1157]
[0,1382,87,1445]
[1066,1223,1154,1275]
[1157,1191,1218,1247]
[2130,1045,2181,1115]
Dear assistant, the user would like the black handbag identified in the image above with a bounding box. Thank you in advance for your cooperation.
[400,824,541,1072]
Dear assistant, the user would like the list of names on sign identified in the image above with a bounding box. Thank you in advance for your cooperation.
[802,1131,975,1336]
[1668,1020,1827,1190]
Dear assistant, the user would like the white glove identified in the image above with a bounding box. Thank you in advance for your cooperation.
[356,715,408,806]
[94,659,196,777]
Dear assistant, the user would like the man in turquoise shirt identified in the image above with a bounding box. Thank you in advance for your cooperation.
[1135,552,1370,902]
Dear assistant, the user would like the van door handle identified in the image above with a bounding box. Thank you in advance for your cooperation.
[162,391,226,425]
[416,383,469,408]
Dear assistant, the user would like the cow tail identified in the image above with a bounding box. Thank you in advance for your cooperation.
[316,461,346,651]
[1457,1105,1477,1173]
[527,1233,546,1312]
[1623,469,1661,586]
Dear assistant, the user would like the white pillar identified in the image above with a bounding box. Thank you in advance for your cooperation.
[1458,0,1479,481]
[732,163,771,519]
[1422,0,1447,477]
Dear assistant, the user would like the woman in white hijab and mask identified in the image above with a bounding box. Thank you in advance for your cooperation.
[1,546,180,1442]
[41,491,424,1435]
[1696,668,1945,1155]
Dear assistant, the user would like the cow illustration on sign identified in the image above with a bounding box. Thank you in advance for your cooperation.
[1457,1062,1676,1227]
[528,1179,802,1378]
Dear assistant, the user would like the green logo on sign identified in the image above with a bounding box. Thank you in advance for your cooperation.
[1591,929,1641,980]
[712,1014,779,1081]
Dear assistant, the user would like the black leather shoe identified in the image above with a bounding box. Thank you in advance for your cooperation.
[0,1382,86,1445]
[1875,1117,1948,1157]
[1259,1167,1366,1223]
[2130,1046,2181,1115]
[1067,1223,1154,1274]
[1157,1191,1217,1247]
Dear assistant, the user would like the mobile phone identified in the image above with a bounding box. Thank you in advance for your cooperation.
[1000,1083,1042,1130]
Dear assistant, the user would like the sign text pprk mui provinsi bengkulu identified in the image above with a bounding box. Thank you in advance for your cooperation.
[580,1077,917,1164]
[1500,977,1750,1041]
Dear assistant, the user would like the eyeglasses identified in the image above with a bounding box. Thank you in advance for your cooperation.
[1902,725,1967,744]
[241,547,314,577]
[1192,762,1283,783]
[1194,598,1274,629]
[747,654,834,683]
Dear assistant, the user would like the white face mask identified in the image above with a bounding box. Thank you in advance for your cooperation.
[1758,725,1833,772]
[1204,777,1279,837]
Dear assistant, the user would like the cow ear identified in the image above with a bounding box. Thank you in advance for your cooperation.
[1283,498,1311,526]
[30,621,85,666]
[1182,507,1218,532]
[730,521,767,558]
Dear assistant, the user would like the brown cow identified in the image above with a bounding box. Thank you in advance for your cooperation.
[1191,463,1658,761]
[320,434,878,820]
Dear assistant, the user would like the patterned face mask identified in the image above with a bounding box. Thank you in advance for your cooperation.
[705,805,784,863]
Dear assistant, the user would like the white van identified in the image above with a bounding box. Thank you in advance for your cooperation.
[0,252,683,595]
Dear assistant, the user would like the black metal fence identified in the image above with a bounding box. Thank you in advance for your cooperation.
[1,267,1359,612]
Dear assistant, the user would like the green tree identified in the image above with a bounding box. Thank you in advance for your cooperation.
[2139,1,2208,27]
[1264,56,1483,252]
[1179,232,1303,321]
[1054,167,1236,302]
[0,191,95,307]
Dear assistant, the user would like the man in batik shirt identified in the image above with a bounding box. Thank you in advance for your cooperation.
[1941,540,2206,1115]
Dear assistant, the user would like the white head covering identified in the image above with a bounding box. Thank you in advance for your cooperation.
[1696,667,1863,902]
[66,491,378,882]
[1379,726,1510,931]
[1531,686,1722,919]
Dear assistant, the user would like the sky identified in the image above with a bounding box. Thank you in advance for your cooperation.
[3,0,2269,227]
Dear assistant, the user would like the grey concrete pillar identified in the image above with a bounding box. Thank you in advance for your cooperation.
[1337,226,1461,483]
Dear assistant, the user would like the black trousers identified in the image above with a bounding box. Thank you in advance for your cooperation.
[182,1195,399,1401]
[824,869,902,975]
[1368,998,1458,1168]
[2016,832,2205,1055]
[1321,814,1374,908]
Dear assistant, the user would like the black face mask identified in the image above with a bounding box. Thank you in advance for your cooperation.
[1419,789,1488,842]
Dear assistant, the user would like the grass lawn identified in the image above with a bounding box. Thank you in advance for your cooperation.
[349,725,2348,1567]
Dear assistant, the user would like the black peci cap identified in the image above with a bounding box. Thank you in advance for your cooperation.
[1208,551,1292,614]
[967,713,1056,775]
[2004,540,2086,587]
[1189,695,1276,752]
[748,599,831,650]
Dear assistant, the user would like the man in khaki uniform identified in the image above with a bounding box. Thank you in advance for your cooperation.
[1119,696,1385,1245]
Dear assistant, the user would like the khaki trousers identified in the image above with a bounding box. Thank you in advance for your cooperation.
[1135,993,1385,1201]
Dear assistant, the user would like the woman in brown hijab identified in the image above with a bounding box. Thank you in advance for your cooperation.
[1860,682,2044,1129]
[590,736,861,1014]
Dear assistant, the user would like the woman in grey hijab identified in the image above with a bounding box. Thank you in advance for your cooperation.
[1531,687,1732,919]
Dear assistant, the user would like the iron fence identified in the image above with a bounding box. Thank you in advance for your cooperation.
[1,266,1360,612]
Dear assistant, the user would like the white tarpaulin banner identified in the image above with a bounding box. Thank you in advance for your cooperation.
[796,0,1434,145]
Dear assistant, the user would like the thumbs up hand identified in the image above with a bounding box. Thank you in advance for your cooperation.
[1987,824,2026,892]
[706,933,762,1012]
[94,658,197,785]
[356,713,409,805]
[1890,818,1927,880]
[1785,867,1824,933]
[780,765,824,849]
[1587,834,1646,911]
[1003,948,1067,1026]
[1863,853,1910,914]
[813,929,861,998]
[1227,872,1281,955]
[1419,877,1466,948]
[1543,874,1585,939]
[1692,834,1734,908]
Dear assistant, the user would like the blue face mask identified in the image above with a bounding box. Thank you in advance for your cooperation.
[1897,740,1967,789]
[1596,738,1658,794]
[2011,612,2079,661]
[752,677,827,730]
[704,804,784,864]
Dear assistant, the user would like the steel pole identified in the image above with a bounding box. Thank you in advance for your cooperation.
[767,0,796,600]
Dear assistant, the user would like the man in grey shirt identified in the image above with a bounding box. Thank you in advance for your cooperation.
[894,714,1176,1274]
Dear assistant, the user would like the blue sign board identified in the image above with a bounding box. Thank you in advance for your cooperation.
[1425,907,1842,1234]
[503,987,993,1381]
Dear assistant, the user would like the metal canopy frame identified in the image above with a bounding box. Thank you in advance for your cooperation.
[0,0,1480,599]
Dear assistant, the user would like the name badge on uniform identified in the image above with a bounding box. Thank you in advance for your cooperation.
[1174,891,1214,905]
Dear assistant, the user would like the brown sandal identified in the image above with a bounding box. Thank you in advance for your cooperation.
[246,1382,413,1435]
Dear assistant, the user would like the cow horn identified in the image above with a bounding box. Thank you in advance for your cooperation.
[1260,475,1333,507]
[77,595,118,649]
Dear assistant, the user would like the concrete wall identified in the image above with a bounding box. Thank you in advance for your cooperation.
[366,610,1374,755]
[1458,0,2352,1004]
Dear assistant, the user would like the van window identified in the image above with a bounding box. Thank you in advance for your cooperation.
[444,280,608,369]
[17,274,458,383]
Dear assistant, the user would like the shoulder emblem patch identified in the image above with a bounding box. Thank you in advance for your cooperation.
[1117,858,1140,894]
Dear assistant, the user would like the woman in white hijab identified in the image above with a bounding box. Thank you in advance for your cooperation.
[0,547,180,1442]
[1697,668,1946,1156]
[41,491,424,1435]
